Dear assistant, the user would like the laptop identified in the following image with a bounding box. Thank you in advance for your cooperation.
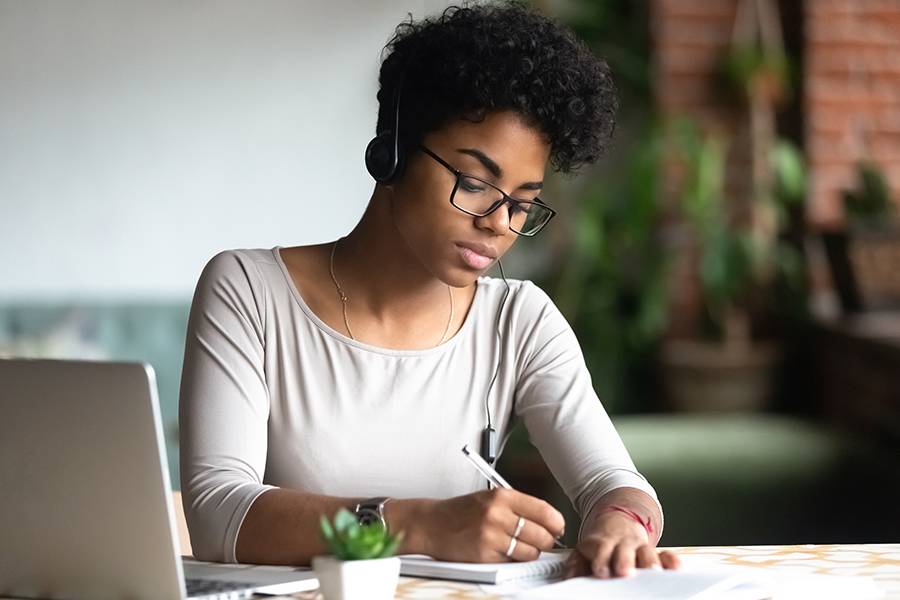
[0,358,319,599]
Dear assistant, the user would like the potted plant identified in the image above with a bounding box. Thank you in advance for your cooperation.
[842,161,900,310]
[661,121,805,412]
[312,508,404,600]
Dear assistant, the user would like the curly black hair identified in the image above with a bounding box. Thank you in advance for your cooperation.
[375,2,618,175]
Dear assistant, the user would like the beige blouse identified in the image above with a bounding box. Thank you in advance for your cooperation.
[179,247,661,562]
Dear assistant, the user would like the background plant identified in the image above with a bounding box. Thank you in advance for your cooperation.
[670,120,805,344]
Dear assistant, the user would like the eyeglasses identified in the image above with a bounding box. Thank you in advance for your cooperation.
[418,145,556,237]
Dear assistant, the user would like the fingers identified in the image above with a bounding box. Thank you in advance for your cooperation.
[593,545,678,578]
[636,544,661,569]
[470,488,566,564]
[609,540,641,577]
[562,552,591,579]
[505,515,557,552]
[501,533,542,562]
[497,488,565,538]
[660,549,681,570]
[589,539,616,579]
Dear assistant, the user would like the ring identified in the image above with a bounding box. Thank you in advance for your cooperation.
[505,536,518,558]
[513,516,526,538]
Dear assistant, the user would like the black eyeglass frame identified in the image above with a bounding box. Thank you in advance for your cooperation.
[417,144,557,237]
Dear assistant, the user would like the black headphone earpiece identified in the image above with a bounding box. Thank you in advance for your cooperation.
[364,133,401,184]
[365,73,405,184]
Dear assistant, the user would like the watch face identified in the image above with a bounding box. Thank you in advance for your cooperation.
[357,507,381,527]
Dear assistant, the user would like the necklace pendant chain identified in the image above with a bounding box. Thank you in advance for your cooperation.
[329,239,454,347]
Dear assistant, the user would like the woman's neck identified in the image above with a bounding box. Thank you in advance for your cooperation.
[331,188,462,328]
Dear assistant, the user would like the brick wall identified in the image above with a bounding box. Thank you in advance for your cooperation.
[805,0,900,228]
[653,0,900,229]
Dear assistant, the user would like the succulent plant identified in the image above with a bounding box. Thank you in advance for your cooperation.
[319,508,404,561]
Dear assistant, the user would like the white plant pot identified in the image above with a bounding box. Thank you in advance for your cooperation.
[311,555,400,600]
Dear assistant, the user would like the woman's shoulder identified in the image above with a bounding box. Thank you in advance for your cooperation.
[197,247,283,287]
[476,275,561,324]
[476,274,553,301]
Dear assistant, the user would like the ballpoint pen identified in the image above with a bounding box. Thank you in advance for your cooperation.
[461,444,568,549]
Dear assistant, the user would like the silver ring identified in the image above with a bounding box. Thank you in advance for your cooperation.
[513,516,526,538]
[505,536,518,558]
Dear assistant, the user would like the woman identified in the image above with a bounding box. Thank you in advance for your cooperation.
[179,2,680,580]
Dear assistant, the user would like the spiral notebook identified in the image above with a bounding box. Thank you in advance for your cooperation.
[398,551,568,585]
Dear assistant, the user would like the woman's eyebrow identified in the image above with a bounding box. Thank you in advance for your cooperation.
[456,147,544,190]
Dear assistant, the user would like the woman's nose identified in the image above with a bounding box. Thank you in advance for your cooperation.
[475,199,512,235]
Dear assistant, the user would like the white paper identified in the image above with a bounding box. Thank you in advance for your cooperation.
[515,569,770,600]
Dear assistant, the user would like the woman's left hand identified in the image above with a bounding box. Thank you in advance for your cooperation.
[562,509,681,579]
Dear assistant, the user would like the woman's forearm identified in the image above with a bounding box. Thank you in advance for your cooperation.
[234,488,435,565]
[581,486,663,546]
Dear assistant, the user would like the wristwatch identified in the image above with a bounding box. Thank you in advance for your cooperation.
[353,497,391,530]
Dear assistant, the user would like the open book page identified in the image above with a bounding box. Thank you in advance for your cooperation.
[398,551,568,584]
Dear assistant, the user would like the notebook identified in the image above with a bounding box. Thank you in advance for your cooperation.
[398,551,568,584]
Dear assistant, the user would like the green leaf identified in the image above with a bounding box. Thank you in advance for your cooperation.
[333,508,356,534]
[319,515,335,543]
[772,140,805,204]
[378,531,404,558]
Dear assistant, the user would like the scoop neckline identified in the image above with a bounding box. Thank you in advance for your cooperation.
[272,245,483,357]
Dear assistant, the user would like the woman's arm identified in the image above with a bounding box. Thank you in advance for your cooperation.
[234,490,434,564]
[235,487,566,565]
[510,282,678,577]
[180,250,282,562]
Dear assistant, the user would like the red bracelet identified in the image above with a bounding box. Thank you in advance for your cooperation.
[598,505,654,538]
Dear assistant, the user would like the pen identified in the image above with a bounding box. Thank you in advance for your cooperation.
[461,444,568,549]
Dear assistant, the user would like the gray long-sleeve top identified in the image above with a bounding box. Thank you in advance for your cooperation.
[179,247,661,562]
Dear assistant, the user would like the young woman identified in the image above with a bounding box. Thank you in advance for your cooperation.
[180,3,680,580]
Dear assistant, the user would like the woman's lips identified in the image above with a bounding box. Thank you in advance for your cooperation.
[456,244,494,270]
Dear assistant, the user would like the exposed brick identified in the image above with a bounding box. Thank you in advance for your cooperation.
[808,44,900,76]
[807,75,897,104]
[654,0,737,19]
[655,43,723,74]
[656,73,722,106]
[808,132,857,162]
[874,110,900,133]
[654,20,734,46]
[808,107,872,135]
[809,0,857,15]
[870,132,900,160]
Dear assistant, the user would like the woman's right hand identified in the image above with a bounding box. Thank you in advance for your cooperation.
[421,488,566,563]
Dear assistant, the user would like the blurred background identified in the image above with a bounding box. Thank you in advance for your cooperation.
[2,0,899,547]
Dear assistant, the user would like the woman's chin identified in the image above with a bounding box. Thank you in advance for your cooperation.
[440,265,483,289]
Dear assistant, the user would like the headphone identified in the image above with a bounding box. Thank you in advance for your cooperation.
[365,71,514,467]
[364,69,406,184]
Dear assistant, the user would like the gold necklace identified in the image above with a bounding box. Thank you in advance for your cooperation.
[329,239,454,346]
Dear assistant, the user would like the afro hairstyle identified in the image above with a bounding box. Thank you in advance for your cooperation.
[374,1,618,175]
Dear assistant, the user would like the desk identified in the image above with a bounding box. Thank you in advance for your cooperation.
[278,544,900,599]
